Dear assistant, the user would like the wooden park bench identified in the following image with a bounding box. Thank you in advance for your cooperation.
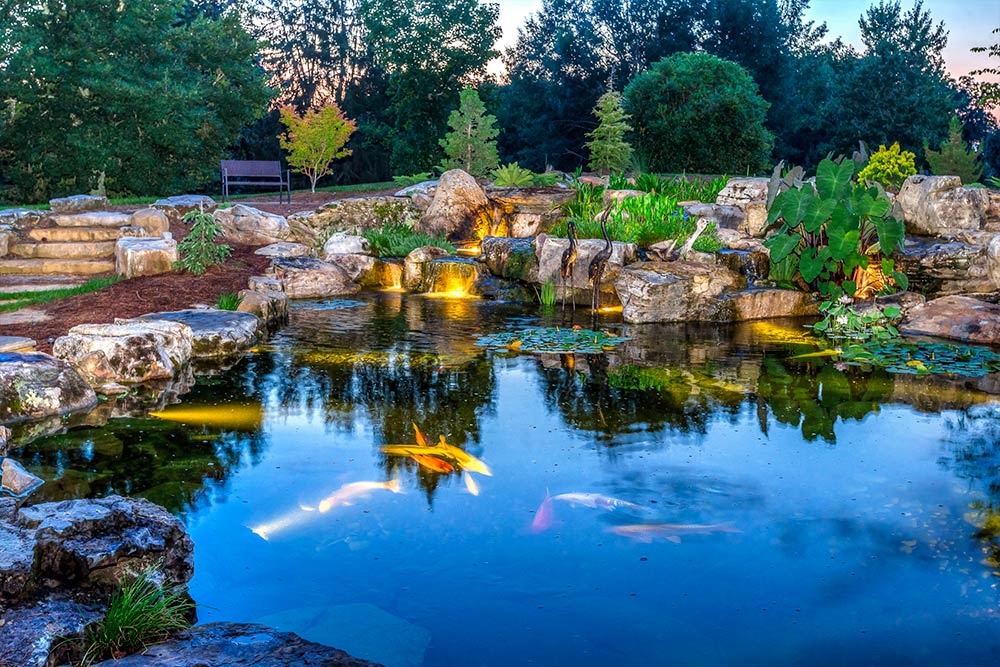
[220,160,291,203]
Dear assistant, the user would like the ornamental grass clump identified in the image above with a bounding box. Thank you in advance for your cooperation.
[176,209,231,275]
[363,222,454,257]
[81,563,194,665]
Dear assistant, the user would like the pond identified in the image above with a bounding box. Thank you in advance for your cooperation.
[11,292,1000,667]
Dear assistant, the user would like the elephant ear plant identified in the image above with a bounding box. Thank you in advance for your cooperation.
[763,157,908,300]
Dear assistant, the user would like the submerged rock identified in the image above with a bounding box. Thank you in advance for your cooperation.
[900,295,1000,344]
[1,457,44,497]
[267,256,360,299]
[0,352,97,424]
[88,622,380,667]
[136,309,260,359]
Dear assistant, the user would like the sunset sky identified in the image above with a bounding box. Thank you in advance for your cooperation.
[495,0,1000,80]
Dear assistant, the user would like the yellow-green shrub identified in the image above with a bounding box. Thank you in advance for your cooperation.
[857,142,916,192]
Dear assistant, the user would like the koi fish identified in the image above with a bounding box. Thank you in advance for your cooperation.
[464,473,480,496]
[530,491,557,534]
[606,523,741,544]
[552,493,646,512]
[411,454,455,474]
[318,478,403,513]
[432,435,492,476]
[382,426,493,477]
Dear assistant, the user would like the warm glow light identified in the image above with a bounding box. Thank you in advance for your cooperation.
[149,404,263,429]
[598,306,623,313]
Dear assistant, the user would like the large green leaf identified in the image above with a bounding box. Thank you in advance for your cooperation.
[816,158,854,200]
[766,190,787,226]
[799,246,831,283]
[828,228,860,262]
[780,187,813,227]
[802,197,836,233]
[874,217,905,253]
[763,232,801,263]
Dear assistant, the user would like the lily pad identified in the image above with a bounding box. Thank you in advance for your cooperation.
[475,327,630,355]
[839,340,1000,377]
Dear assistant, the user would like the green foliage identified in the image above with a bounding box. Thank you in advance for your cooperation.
[586,92,633,175]
[176,210,231,276]
[857,142,917,192]
[811,298,901,341]
[392,173,434,188]
[970,28,1000,112]
[627,174,728,202]
[475,327,629,354]
[764,157,907,298]
[280,104,357,192]
[0,276,121,313]
[362,223,454,257]
[925,116,984,184]
[838,340,1000,377]
[623,52,773,175]
[439,88,499,177]
[81,563,193,665]
[491,163,535,187]
[215,292,243,311]
[0,0,270,202]
[535,280,557,307]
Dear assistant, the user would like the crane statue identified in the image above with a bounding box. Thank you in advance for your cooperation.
[587,205,614,314]
[559,220,578,311]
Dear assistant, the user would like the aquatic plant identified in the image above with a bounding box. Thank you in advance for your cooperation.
[535,280,557,307]
[838,340,1000,377]
[811,298,900,341]
[362,222,454,257]
[81,562,193,665]
[476,327,629,354]
[176,209,231,276]
[215,291,243,311]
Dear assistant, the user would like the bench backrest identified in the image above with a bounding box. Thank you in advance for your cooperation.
[221,160,283,178]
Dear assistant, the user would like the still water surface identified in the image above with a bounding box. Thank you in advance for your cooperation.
[14,292,1000,666]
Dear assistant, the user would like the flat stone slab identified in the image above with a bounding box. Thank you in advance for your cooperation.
[255,241,313,258]
[89,622,381,667]
[48,194,110,214]
[0,307,52,326]
[136,309,260,359]
[900,295,1000,344]
[50,211,132,228]
[152,195,218,217]
[0,336,36,352]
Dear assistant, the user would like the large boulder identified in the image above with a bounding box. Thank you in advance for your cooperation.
[88,622,379,667]
[152,195,218,218]
[418,169,491,242]
[266,256,360,299]
[214,204,291,246]
[289,197,419,248]
[0,352,97,424]
[897,237,996,296]
[48,194,110,214]
[116,235,178,278]
[900,295,1000,344]
[323,232,370,257]
[683,203,746,232]
[136,309,260,359]
[896,175,990,236]
[481,236,538,282]
[130,208,171,236]
[52,319,193,389]
[614,261,745,323]
[402,246,452,291]
[484,186,575,237]
[536,234,638,305]
[326,253,402,288]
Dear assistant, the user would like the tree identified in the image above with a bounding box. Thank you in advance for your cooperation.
[586,92,633,175]
[279,105,357,192]
[969,27,1000,113]
[623,52,773,174]
[925,116,984,184]
[0,0,270,202]
[439,89,499,177]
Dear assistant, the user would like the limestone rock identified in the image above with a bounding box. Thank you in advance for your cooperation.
[0,594,103,667]
[683,203,746,232]
[0,208,43,227]
[900,295,1000,344]
[129,208,170,236]
[536,235,637,289]
[214,204,291,246]
[407,257,484,295]
[896,175,989,236]
[289,197,419,248]
[1,458,44,497]
[326,253,401,288]
[248,275,285,293]
[255,241,313,258]
[237,289,289,328]
[485,187,576,237]
[323,232,370,257]
[136,309,260,359]
[615,261,745,323]
[403,246,452,291]
[897,237,995,296]
[395,180,438,197]
[267,256,360,299]
[116,235,178,278]
[49,194,110,214]
[152,195,218,218]
[88,622,380,667]
[50,211,132,228]
[715,178,769,207]
[480,236,538,282]
[419,169,491,242]
[0,352,97,424]
[52,320,193,388]
[717,287,818,321]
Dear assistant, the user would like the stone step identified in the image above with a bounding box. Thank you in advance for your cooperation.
[27,226,124,242]
[50,211,131,228]
[0,258,115,275]
[0,336,36,352]
[0,274,87,292]
[9,240,117,259]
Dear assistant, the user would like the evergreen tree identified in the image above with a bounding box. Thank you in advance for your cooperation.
[439,89,499,177]
[585,92,633,175]
[925,116,984,184]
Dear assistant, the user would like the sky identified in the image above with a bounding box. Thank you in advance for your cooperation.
[494,0,1000,80]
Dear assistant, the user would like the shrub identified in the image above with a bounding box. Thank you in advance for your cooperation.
[279,104,356,192]
[586,92,633,175]
[623,52,773,175]
[81,563,193,665]
[176,210,231,276]
[362,223,455,257]
[924,116,984,184]
[438,88,499,177]
[392,173,434,188]
[857,142,916,192]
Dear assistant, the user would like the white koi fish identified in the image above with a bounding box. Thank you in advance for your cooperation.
[607,523,741,544]
[552,493,647,512]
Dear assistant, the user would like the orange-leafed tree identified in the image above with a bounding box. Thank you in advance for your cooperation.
[279,105,356,192]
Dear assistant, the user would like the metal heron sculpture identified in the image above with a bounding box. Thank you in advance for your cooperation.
[560,220,578,311]
[588,207,614,314]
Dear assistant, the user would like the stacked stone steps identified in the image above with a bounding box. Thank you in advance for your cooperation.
[0,213,142,276]
[27,227,124,242]
[0,258,115,275]
[9,240,118,260]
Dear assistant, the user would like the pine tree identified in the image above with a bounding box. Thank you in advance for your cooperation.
[438,88,499,177]
[586,92,633,175]
[924,116,984,184]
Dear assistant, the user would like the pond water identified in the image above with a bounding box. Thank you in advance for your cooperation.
[12,292,1000,667]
